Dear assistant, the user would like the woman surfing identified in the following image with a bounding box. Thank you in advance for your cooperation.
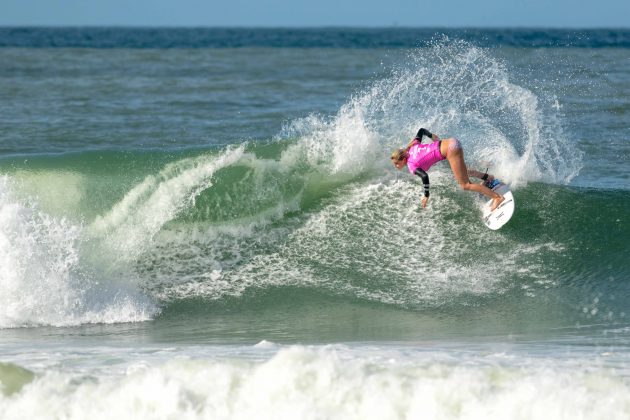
[391,128,504,210]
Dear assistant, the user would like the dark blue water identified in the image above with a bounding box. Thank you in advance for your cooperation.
[1,27,630,48]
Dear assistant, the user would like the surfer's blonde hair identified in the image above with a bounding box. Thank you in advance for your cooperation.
[390,148,406,161]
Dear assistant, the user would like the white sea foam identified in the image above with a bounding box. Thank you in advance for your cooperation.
[1,345,628,420]
[147,175,560,308]
[0,176,155,328]
[0,176,82,327]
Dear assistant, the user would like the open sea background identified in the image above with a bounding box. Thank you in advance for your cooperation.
[0,28,629,419]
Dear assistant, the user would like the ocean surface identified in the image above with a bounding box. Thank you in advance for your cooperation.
[0,28,629,419]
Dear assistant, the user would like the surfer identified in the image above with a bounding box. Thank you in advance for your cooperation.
[391,128,504,210]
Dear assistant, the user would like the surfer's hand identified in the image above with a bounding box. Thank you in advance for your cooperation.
[421,196,429,208]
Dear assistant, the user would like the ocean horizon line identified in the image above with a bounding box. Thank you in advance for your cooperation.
[1,26,629,48]
[1,25,629,30]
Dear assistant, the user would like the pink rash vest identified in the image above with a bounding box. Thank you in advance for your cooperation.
[406,139,445,174]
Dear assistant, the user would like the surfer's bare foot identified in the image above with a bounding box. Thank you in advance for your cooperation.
[490,195,504,211]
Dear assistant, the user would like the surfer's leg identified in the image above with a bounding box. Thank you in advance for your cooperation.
[467,167,497,187]
[444,141,504,210]
[466,168,493,181]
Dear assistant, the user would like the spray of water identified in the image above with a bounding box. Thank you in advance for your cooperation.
[0,176,155,328]
[283,39,582,185]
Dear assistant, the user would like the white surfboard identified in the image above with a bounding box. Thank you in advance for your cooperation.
[481,181,515,230]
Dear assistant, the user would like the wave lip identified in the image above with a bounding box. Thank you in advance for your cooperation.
[89,146,245,262]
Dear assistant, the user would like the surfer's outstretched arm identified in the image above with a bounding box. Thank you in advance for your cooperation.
[414,168,430,208]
